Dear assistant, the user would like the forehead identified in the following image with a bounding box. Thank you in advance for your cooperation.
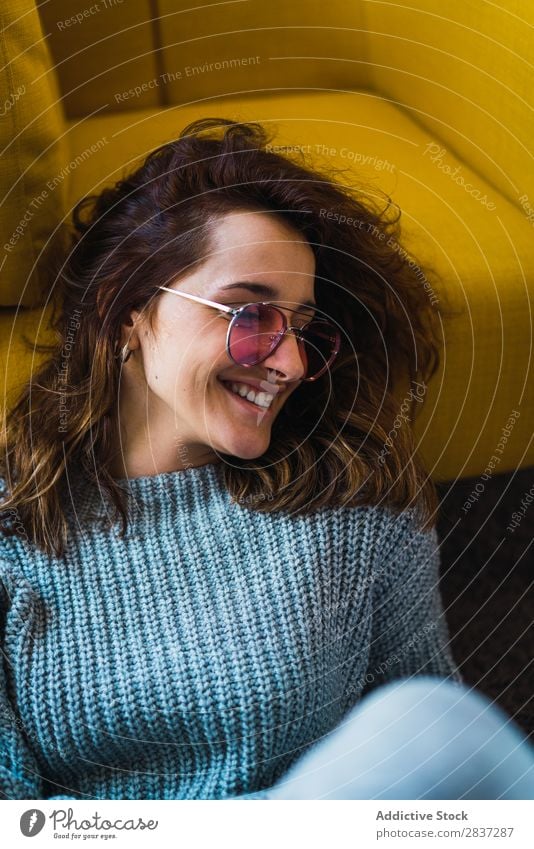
[212,280,317,311]
[206,211,316,306]
[209,210,314,258]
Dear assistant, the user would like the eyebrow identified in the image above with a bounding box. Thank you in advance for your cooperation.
[215,281,317,310]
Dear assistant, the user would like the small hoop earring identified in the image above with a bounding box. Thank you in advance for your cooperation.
[118,343,132,364]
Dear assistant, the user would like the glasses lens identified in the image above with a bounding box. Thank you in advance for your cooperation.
[299,320,340,379]
[228,303,284,365]
[228,305,340,378]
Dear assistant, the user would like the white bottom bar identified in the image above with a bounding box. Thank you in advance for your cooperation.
[3,799,532,848]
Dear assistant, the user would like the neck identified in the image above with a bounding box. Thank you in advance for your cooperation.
[108,378,221,480]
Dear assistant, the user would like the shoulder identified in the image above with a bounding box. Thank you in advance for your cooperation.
[373,504,437,549]
[339,501,439,580]
[331,501,434,547]
[306,501,434,578]
[371,505,440,593]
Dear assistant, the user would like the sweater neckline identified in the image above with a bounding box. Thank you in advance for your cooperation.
[111,459,223,489]
[67,460,228,521]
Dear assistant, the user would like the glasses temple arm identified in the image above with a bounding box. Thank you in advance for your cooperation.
[158,286,236,315]
[158,288,339,333]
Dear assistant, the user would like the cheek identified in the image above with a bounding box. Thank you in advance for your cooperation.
[138,335,185,397]
[142,327,230,399]
[188,322,233,380]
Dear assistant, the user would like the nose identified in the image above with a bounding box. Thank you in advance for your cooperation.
[261,326,307,382]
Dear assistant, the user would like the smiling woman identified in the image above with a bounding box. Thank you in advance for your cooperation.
[2,117,454,549]
[3,117,525,803]
[104,208,325,476]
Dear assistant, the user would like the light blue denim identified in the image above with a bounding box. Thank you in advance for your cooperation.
[260,676,534,800]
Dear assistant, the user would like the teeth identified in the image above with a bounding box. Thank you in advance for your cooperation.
[227,381,275,409]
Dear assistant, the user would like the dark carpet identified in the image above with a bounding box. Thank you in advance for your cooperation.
[436,466,534,739]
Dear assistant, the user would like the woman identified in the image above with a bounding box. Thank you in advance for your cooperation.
[1,118,531,801]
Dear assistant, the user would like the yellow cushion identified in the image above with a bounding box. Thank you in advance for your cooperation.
[3,90,530,480]
[366,0,534,214]
[0,0,66,307]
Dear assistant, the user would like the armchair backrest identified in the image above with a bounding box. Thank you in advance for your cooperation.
[2,0,531,309]
[37,1,370,116]
[39,0,533,213]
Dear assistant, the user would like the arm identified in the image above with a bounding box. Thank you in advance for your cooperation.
[2,559,256,801]
[0,560,77,800]
[0,561,43,799]
[361,506,462,697]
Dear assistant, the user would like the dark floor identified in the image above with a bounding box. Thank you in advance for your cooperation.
[436,466,534,739]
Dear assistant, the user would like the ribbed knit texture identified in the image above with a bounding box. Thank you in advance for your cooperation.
[0,462,461,800]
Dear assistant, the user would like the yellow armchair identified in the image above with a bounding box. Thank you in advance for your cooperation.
[1,0,532,480]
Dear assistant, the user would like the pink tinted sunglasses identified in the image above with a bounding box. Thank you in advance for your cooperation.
[158,286,341,381]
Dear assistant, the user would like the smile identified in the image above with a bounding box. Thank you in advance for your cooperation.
[219,379,277,411]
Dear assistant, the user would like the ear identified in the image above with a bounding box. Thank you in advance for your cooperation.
[116,309,142,350]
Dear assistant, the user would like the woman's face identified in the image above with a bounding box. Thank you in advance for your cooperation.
[121,209,317,470]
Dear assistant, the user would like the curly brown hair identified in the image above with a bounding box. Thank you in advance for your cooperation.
[0,117,460,558]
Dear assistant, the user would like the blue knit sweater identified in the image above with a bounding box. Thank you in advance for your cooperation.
[0,461,461,800]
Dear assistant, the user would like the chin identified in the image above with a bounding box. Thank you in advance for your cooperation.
[215,429,272,461]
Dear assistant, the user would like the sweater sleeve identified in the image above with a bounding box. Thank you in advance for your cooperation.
[0,560,77,800]
[361,507,463,697]
[1,559,261,801]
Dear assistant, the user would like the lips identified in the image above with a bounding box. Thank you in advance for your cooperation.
[218,376,283,394]
[217,377,280,414]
